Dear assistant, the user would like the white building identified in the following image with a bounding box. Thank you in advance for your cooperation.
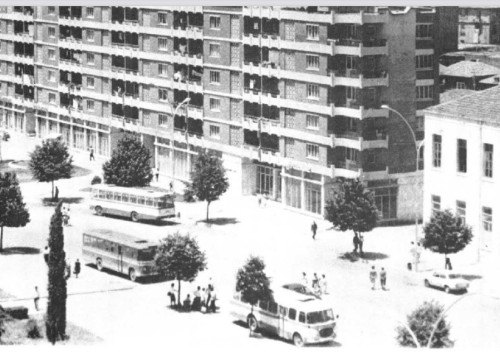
[424,85,500,260]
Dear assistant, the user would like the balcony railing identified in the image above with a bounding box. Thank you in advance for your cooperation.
[333,38,387,47]
[335,160,359,171]
[334,131,360,140]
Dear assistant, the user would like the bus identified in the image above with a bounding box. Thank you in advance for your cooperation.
[89,184,175,222]
[82,229,159,282]
[230,286,338,347]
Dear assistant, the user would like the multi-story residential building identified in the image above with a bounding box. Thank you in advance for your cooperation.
[0,6,453,222]
[458,7,500,45]
[424,85,500,259]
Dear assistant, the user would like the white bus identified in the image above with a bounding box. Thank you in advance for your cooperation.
[90,184,175,222]
[82,229,159,281]
[230,286,338,347]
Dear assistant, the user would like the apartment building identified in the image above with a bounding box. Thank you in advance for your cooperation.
[459,7,500,45]
[0,6,451,222]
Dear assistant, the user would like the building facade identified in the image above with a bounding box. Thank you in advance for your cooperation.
[424,86,500,258]
[0,6,448,221]
[459,7,500,45]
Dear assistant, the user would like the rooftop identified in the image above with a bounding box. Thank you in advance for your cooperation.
[439,89,476,103]
[425,85,500,125]
[441,60,500,78]
[480,74,500,84]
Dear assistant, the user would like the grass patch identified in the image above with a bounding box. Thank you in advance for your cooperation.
[0,160,92,183]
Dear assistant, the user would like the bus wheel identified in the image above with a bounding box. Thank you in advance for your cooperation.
[129,269,137,282]
[130,211,139,222]
[293,333,304,347]
[96,258,103,271]
[95,206,103,216]
[247,315,258,333]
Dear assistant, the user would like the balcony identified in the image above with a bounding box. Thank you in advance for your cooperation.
[332,10,388,24]
[243,6,281,19]
[332,39,388,57]
[332,132,362,150]
[332,69,389,88]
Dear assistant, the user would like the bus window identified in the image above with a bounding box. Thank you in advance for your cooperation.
[289,308,297,320]
[106,191,113,200]
[91,189,98,198]
[145,197,153,207]
[279,306,287,317]
[98,190,106,199]
[166,197,175,208]
[137,248,156,261]
[299,312,305,323]
[138,196,145,205]
[157,197,166,208]
[122,193,129,202]
[259,301,268,311]
[268,302,278,314]
[307,310,334,324]
[130,195,137,204]
[114,193,122,202]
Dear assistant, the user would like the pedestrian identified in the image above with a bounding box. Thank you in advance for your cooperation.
[209,287,217,313]
[183,294,191,312]
[353,233,360,253]
[445,257,453,270]
[206,285,212,310]
[311,221,318,240]
[312,273,319,289]
[65,206,71,226]
[43,246,49,264]
[89,146,95,161]
[302,272,309,288]
[320,274,328,295]
[359,234,365,256]
[169,181,174,192]
[380,267,387,290]
[408,242,415,271]
[192,286,201,311]
[154,168,159,182]
[257,194,263,207]
[74,259,81,279]
[54,186,59,202]
[34,286,40,311]
[168,282,177,307]
[201,287,207,310]
[369,266,377,290]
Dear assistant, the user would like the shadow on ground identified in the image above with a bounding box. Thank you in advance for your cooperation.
[460,274,483,281]
[197,218,239,226]
[85,264,167,284]
[338,251,389,262]
[0,247,40,255]
[42,197,84,206]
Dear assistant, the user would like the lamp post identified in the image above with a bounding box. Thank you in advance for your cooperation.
[381,105,424,248]
[166,97,190,189]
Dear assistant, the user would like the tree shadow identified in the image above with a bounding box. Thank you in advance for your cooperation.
[459,274,483,281]
[93,214,179,227]
[197,218,239,226]
[338,251,389,262]
[0,247,41,255]
[42,197,84,206]
[85,264,167,284]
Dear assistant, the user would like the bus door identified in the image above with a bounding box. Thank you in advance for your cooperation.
[278,305,287,338]
[117,245,123,273]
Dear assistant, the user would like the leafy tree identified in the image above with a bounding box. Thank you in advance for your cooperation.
[103,135,153,187]
[45,202,67,344]
[235,256,273,335]
[0,172,30,252]
[324,178,378,237]
[396,300,453,348]
[155,232,207,306]
[28,139,73,200]
[422,209,473,269]
[191,151,229,222]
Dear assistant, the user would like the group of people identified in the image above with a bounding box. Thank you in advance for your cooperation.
[43,246,81,279]
[369,266,387,291]
[302,272,328,297]
[353,233,365,256]
[168,279,218,313]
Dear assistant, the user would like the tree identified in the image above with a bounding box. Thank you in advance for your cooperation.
[0,172,30,252]
[190,151,229,222]
[235,256,273,336]
[155,232,207,306]
[102,135,153,187]
[45,202,67,344]
[28,139,73,200]
[422,209,473,269]
[396,300,453,348]
[324,178,379,237]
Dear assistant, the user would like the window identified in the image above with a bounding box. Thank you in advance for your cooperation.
[209,16,221,29]
[456,82,466,89]
[432,134,442,168]
[306,24,319,40]
[374,187,398,220]
[346,147,358,161]
[86,7,94,18]
[159,89,168,101]
[209,71,220,84]
[346,55,356,69]
[158,38,168,51]
[48,27,56,38]
[48,6,55,14]
[87,100,95,111]
[307,84,319,99]
[456,200,466,224]
[159,114,169,126]
[158,13,167,25]
[86,30,95,42]
[306,143,319,159]
[87,53,95,65]
[483,207,492,232]
[306,55,320,70]
[87,77,95,89]
[346,86,357,100]
[484,143,493,178]
[298,312,306,323]
[457,139,467,173]
[367,152,376,164]
[416,24,433,38]
[48,93,56,104]
[158,64,168,77]
[416,54,433,69]
[210,125,220,139]
[48,70,55,82]
[209,43,221,58]
[431,195,441,216]
[306,114,319,129]
[288,308,297,320]
[209,98,221,111]
[416,85,433,100]
[48,48,55,60]
[268,302,278,314]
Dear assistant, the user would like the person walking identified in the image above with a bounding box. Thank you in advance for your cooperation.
[43,246,49,265]
[74,259,81,279]
[302,272,309,288]
[320,274,328,295]
[89,146,95,161]
[353,233,360,253]
[209,287,217,313]
[168,282,177,307]
[34,286,40,311]
[380,267,387,290]
[154,168,159,182]
[311,221,318,240]
[369,266,378,290]
[192,286,201,311]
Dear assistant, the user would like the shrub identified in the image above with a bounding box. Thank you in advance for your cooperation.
[91,176,102,185]
[27,319,42,339]
[183,186,196,202]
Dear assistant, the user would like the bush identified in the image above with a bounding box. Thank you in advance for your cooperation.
[183,186,196,202]
[26,319,42,339]
[91,176,102,185]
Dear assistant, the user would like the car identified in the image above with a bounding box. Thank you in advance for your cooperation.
[424,270,470,294]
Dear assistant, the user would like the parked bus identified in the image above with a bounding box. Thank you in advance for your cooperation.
[89,184,175,222]
[82,229,159,281]
[230,286,338,346]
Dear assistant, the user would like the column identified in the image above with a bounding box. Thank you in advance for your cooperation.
[281,166,287,206]
[321,175,326,217]
[301,172,306,211]
[154,136,159,170]
[69,124,74,148]
[272,168,278,200]
[84,127,88,151]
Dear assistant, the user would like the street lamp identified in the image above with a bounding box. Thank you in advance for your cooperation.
[381,105,424,248]
[166,97,190,189]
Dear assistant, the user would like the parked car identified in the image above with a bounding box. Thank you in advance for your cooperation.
[424,270,470,294]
